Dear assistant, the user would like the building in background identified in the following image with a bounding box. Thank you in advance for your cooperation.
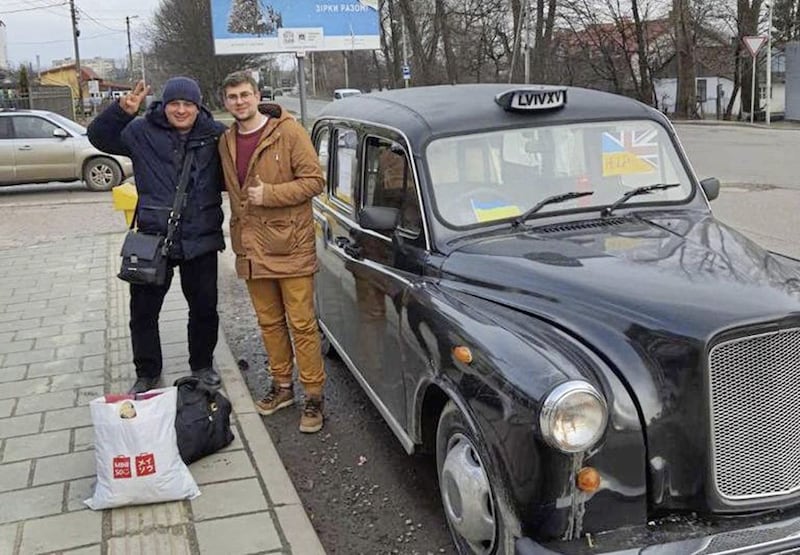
[51,57,118,80]
[0,20,8,70]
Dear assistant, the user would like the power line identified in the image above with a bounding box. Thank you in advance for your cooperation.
[77,7,125,33]
[13,31,121,46]
[0,2,68,15]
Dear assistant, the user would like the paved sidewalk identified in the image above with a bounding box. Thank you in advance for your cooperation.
[0,232,325,554]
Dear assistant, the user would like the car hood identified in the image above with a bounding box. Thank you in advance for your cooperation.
[439,211,800,508]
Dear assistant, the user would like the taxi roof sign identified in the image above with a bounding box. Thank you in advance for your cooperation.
[496,88,567,112]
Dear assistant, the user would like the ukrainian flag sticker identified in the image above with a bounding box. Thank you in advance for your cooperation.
[470,199,521,223]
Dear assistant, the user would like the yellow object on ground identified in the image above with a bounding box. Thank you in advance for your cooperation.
[112,182,138,227]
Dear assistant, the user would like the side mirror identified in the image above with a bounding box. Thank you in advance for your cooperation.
[53,128,69,139]
[360,206,399,232]
[700,177,720,201]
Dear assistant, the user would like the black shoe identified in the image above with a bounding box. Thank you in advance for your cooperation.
[192,367,222,388]
[128,376,162,395]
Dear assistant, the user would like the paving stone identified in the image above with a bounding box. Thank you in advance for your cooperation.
[0,483,63,524]
[110,501,189,534]
[34,333,82,350]
[73,426,94,452]
[33,450,95,485]
[3,430,70,463]
[107,527,192,555]
[0,399,14,419]
[43,406,92,432]
[0,366,26,383]
[26,358,81,378]
[15,326,63,341]
[0,414,42,439]
[56,343,106,360]
[275,504,326,555]
[62,545,101,555]
[0,339,33,354]
[188,450,256,485]
[0,310,25,323]
[50,370,105,392]
[66,477,95,512]
[3,349,56,367]
[60,321,107,334]
[81,355,106,372]
[77,386,104,406]
[195,512,282,555]
[0,460,31,493]
[0,522,17,554]
[192,478,268,521]
[0,318,40,334]
[82,330,105,345]
[18,509,101,553]
[15,390,76,416]
[0,377,49,400]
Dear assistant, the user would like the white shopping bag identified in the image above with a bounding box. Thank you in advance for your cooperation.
[85,387,200,510]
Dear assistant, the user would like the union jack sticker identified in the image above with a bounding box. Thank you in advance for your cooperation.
[601,129,660,177]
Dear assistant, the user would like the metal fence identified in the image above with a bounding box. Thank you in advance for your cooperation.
[0,87,75,119]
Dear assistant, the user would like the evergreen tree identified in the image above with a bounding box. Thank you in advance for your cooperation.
[228,0,269,35]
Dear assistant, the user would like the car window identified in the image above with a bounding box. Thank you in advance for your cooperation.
[12,116,59,139]
[362,137,421,236]
[0,118,11,140]
[316,127,330,184]
[426,119,693,228]
[333,128,358,206]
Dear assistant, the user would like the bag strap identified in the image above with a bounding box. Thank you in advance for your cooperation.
[129,149,196,237]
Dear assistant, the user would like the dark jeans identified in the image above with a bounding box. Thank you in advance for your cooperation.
[129,251,219,379]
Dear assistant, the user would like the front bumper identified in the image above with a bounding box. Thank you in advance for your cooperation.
[516,513,800,554]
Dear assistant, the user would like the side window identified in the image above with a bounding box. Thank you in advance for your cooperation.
[363,136,421,236]
[13,116,58,139]
[0,118,11,140]
[333,127,358,205]
[316,127,330,184]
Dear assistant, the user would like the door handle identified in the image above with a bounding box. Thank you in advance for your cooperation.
[334,236,361,258]
[17,145,32,151]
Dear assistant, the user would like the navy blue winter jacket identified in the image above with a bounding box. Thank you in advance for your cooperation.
[88,101,227,260]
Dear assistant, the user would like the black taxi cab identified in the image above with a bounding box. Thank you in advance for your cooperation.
[309,84,800,554]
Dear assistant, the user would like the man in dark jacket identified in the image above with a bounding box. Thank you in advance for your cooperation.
[89,77,227,394]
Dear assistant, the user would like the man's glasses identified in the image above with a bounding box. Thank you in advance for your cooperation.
[225,91,255,102]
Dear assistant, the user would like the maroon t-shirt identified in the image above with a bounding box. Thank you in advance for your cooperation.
[235,130,261,186]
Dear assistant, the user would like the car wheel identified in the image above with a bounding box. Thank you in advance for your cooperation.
[83,157,122,192]
[436,401,513,555]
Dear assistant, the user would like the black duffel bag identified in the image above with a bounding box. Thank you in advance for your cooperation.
[174,377,234,465]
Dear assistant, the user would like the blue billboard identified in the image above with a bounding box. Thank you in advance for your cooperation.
[210,0,380,54]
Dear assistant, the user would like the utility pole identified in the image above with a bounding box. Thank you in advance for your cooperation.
[766,1,773,125]
[126,16,134,81]
[69,0,83,117]
[402,18,409,88]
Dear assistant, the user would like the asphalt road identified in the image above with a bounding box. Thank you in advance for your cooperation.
[1,113,798,555]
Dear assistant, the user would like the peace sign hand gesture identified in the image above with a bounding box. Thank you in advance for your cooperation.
[120,80,150,115]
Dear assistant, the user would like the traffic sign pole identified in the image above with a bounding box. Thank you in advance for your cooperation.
[742,36,767,124]
[751,55,757,124]
[767,2,773,125]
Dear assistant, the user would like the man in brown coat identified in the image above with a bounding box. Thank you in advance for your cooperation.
[218,71,326,433]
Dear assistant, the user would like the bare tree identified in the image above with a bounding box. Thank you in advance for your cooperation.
[673,0,697,118]
[145,0,258,109]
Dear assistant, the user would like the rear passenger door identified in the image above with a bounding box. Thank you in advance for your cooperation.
[11,115,76,182]
[0,117,15,183]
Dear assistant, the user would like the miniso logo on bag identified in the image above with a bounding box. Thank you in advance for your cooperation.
[112,453,156,479]
[113,456,132,479]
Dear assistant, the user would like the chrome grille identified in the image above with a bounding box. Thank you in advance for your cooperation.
[709,328,800,501]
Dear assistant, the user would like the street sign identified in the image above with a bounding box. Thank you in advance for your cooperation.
[402,64,411,80]
[743,36,767,57]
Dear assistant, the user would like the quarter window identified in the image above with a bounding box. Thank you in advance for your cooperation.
[12,116,59,139]
[316,127,330,183]
[363,137,421,236]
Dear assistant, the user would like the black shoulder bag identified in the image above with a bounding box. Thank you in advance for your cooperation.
[117,150,195,286]
[173,376,235,464]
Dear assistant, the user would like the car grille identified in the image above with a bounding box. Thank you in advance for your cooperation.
[709,327,800,501]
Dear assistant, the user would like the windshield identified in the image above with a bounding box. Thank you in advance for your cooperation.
[47,112,87,136]
[425,119,693,228]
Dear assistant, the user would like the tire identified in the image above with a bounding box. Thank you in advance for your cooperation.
[83,157,122,192]
[436,401,513,555]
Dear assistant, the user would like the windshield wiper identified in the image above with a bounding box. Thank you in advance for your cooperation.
[511,191,595,228]
[601,183,681,218]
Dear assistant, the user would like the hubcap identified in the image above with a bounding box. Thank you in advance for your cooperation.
[89,164,113,187]
[441,433,496,554]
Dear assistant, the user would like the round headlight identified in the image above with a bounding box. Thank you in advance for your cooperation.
[540,381,608,453]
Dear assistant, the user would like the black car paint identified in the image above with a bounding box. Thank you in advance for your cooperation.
[311,85,800,552]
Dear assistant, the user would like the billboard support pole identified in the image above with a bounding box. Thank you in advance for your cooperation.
[297,51,308,128]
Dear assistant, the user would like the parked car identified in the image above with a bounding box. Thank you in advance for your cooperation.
[260,86,274,101]
[310,84,800,554]
[332,88,362,100]
[0,109,132,191]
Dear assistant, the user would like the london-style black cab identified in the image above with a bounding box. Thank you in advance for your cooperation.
[310,84,800,554]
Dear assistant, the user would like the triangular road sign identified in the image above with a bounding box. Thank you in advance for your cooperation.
[743,35,767,57]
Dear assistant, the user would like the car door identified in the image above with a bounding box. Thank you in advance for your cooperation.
[0,117,15,183]
[312,125,348,345]
[11,115,76,182]
[339,133,427,427]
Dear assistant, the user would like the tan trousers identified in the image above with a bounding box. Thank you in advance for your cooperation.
[246,276,325,396]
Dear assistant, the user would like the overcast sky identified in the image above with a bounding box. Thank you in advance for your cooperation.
[2,0,160,71]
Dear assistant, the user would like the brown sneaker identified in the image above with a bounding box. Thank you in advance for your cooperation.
[255,384,294,416]
[299,395,324,433]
